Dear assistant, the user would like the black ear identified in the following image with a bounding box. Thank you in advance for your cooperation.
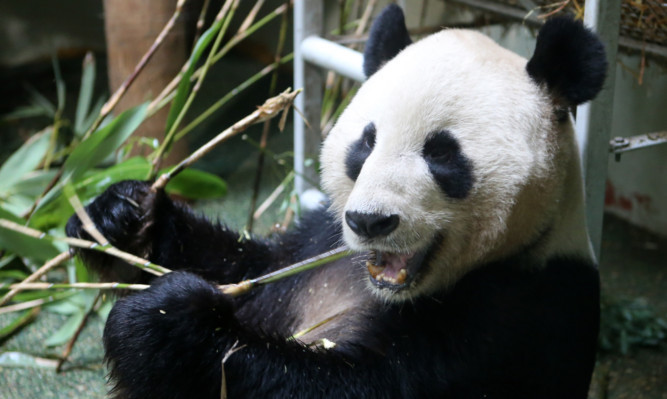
[526,16,607,106]
[363,4,412,77]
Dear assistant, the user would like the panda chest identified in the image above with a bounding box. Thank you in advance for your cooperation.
[291,258,377,347]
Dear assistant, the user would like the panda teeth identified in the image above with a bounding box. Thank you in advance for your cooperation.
[366,260,384,279]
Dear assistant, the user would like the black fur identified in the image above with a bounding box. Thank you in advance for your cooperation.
[526,16,607,105]
[363,4,412,77]
[422,130,474,199]
[67,180,600,398]
[344,122,376,181]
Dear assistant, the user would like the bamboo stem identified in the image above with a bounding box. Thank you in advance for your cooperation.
[151,88,300,191]
[220,246,350,296]
[151,0,239,175]
[3,282,150,291]
[0,219,170,276]
[83,0,189,141]
[2,246,351,299]
[173,54,293,141]
[0,251,72,307]
[246,0,290,232]
[56,292,102,373]
[65,183,108,246]
[147,2,290,116]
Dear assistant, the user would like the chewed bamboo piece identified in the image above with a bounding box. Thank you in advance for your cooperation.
[219,246,351,296]
[151,88,301,191]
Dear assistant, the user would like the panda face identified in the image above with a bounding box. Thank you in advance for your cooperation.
[321,30,567,301]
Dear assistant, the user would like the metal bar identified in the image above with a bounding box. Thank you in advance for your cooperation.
[293,0,324,195]
[448,0,664,59]
[301,36,366,82]
[609,131,667,156]
[575,0,622,259]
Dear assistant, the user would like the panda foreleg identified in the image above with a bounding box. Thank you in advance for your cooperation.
[103,271,402,399]
[65,180,282,285]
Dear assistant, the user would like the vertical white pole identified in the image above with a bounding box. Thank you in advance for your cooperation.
[575,0,622,259]
[293,0,323,195]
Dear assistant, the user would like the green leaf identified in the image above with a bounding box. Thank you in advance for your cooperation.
[75,157,151,199]
[0,208,60,262]
[165,168,227,199]
[24,85,56,118]
[0,269,28,281]
[0,128,52,192]
[0,352,58,369]
[0,105,51,122]
[8,170,59,198]
[74,52,96,136]
[44,311,85,347]
[63,103,148,182]
[52,56,66,114]
[165,20,221,135]
[0,309,37,340]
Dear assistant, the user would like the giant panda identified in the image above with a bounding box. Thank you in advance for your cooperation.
[66,5,606,398]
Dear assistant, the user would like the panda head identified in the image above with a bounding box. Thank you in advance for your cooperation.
[320,5,607,301]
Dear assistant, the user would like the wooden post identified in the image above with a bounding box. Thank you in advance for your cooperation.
[103,0,189,164]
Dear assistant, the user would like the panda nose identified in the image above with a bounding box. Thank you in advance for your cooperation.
[345,211,399,238]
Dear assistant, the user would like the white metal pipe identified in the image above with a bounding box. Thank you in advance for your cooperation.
[301,36,366,83]
[293,0,307,195]
[575,0,622,259]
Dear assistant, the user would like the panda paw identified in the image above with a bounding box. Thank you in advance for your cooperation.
[65,180,160,282]
[104,272,235,398]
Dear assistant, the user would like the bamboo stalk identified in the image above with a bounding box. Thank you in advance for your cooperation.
[65,183,108,246]
[0,292,73,315]
[3,282,150,291]
[151,0,239,175]
[220,246,350,296]
[0,219,170,276]
[83,0,189,141]
[246,0,290,232]
[2,246,351,299]
[56,292,102,373]
[147,2,290,116]
[0,251,72,307]
[173,54,293,141]
[192,0,212,46]
[151,88,300,191]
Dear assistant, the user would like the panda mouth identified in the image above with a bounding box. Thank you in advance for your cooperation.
[366,248,430,291]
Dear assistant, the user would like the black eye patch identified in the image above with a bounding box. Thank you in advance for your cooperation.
[345,122,376,181]
[422,131,474,199]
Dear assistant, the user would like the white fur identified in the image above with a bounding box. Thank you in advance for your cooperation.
[320,29,594,300]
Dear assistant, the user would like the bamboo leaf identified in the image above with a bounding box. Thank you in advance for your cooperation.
[24,85,56,118]
[0,208,60,261]
[165,20,221,136]
[52,56,66,114]
[44,311,85,347]
[0,128,52,192]
[165,168,227,199]
[0,308,38,340]
[74,52,97,136]
[63,103,148,182]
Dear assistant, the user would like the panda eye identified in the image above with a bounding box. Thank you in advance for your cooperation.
[422,130,474,199]
[345,122,377,181]
[423,133,456,164]
[362,123,376,150]
[425,146,453,163]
